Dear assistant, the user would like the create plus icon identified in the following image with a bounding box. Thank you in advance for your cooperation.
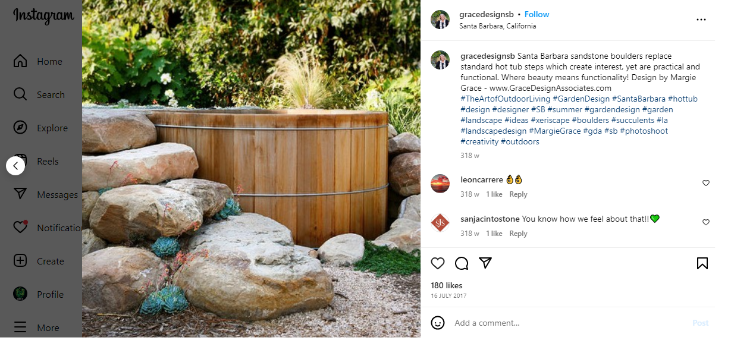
[14,254,27,267]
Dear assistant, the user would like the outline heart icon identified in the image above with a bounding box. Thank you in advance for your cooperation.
[14,220,28,233]
[702,180,710,186]
[431,257,445,269]
[702,219,710,225]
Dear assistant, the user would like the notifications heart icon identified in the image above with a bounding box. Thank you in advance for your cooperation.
[14,220,28,233]
[702,180,710,186]
[702,219,710,225]
[431,257,445,269]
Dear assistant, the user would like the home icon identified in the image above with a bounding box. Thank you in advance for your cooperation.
[14,54,27,67]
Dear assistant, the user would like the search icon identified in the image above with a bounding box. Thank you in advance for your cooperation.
[14,87,27,100]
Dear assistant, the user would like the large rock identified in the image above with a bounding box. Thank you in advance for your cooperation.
[82,229,106,257]
[375,218,420,253]
[388,133,421,156]
[398,194,421,222]
[82,110,157,154]
[164,179,233,218]
[90,185,203,244]
[318,234,365,266]
[175,214,333,320]
[388,124,398,139]
[82,247,166,313]
[388,152,421,197]
[82,191,99,229]
[82,143,199,191]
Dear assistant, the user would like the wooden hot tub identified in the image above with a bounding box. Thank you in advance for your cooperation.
[147,109,388,247]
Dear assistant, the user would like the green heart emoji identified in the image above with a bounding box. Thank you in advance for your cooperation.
[650,214,660,223]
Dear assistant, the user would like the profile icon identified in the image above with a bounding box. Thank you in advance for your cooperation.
[432,10,450,29]
[431,174,450,193]
[432,51,450,70]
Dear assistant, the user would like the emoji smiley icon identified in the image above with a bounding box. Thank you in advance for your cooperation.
[515,175,522,184]
[507,175,513,184]
[431,316,445,330]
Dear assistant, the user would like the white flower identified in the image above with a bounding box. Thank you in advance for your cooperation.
[160,73,172,85]
[365,89,385,110]
[168,98,178,107]
[165,89,175,98]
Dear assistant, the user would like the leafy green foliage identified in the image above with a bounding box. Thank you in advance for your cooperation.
[361,70,421,136]
[139,285,189,315]
[354,241,420,277]
[82,18,208,106]
[212,198,242,220]
[151,237,180,258]
[82,0,420,107]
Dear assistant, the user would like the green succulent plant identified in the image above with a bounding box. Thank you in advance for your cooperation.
[139,293,163,315]
[139,285,189,315]
[151,237,180,258]
[212,198,242,220]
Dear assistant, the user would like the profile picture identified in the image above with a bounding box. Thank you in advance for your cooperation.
[432,51,450,70]
[431,174,450,193]
[431,10,450,29]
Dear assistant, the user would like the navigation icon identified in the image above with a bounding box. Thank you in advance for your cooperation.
[13,220,28,233]
[13,287,27,301]
[14,321,27,333]
[6,156,26,175]
[479,257,492,269]
[14,188,27,199]
[14,54,27,67]
[14,254,27,267]
[14,154,27,165]
[13,120,27,134]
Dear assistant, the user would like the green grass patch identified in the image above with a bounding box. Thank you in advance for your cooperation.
[354,242,420,277]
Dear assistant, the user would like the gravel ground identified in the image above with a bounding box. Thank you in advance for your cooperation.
[82,266,420,337]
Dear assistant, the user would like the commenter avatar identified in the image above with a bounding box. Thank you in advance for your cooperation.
[432,51,450,70]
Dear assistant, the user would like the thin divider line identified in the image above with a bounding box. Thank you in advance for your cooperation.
[422,39,715,42]
[421,247,715,249]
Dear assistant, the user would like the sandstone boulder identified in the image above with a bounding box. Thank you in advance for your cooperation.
[375,218,420,253]
[388,152,421,197]
[82,143,198,191]
[388,124,398,139]
[82,191,99,229]
[318,234,365,266]
[82,109,156,154]
[90,185,203,243]
[82,229,106,256]
[82,247,166,313]
[388,132,421,156]
[164,179,233,218]
[175,214,333,320]
[398,194,421,222]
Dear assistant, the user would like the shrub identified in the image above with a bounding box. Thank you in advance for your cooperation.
[82,0,420,107]
[151,237,180,258]
[361,70,421,136]
[354,241,420,277]
[267,51,332,108]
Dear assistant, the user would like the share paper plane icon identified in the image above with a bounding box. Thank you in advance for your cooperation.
[479,257,492,269]
[14,188,27,199]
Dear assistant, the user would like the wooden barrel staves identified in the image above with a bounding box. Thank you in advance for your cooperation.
[146,109,388,247]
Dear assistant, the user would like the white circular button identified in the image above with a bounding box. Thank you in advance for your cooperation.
[6,156,25,175]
